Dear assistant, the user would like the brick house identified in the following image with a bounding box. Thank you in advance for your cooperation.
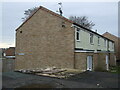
[15,6,115,71]
[103,32,120,64]
[4,47,15,59]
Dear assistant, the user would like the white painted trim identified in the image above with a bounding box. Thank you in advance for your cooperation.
[75,50,113,53]
[71,24,80,28]
[75,50,94,53]
[106,55,109,71]
[5,56,15,58]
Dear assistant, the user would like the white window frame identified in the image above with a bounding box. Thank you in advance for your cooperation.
[104,39,107,47]
[90,33,94,44]
[75,28,81,41]
[98,37,100,45]
[112,42,114,49]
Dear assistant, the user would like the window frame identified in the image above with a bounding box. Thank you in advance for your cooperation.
[75,28,81,41]
[98,37,100,45]
[104,39,107,47]
[112,42,114,49]
[90,33,94,44]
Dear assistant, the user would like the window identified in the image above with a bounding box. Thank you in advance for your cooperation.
[98,37,100,45]
[108,41,110,49]
[76,28,80,41]
[90,33,93,44]
[104,39,107,47]
[112,42,114,49]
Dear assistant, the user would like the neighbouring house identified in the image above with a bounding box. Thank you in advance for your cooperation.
[4,47,15,59]
[103,32,120,65]
[15,6,115,71]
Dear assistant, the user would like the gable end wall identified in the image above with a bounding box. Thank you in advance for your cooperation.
[15,9,75,70]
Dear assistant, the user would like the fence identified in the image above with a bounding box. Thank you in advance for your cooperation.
[2,58,15,72]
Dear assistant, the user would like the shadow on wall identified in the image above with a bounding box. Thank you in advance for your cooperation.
[116,60,120,66]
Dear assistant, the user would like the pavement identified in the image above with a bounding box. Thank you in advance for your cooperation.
[2,71,119,89]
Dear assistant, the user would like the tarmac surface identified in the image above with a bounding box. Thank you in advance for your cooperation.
[2,71,119,89]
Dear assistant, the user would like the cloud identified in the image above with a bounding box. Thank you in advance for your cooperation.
[0,43,15,48]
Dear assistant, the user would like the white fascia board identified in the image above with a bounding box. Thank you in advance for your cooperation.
[75,50,114,53]
[71,24,81,29]
[5,56,15,58]
[75,50,94,53]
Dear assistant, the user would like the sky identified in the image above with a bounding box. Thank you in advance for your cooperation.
[0,0,119,48]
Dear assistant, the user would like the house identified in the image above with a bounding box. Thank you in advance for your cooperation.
[103,32,120,65]
[15,6,115,71]
[4,47,15,59]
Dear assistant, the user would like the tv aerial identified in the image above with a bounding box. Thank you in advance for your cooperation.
[57,2,63,16]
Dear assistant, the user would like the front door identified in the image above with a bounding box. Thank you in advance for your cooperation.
[106,55,109,70]
[87,56,93,71]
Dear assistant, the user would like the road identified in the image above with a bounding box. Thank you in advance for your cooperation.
[2,71,119,88]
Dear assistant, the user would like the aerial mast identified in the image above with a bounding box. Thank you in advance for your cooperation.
[58,2,63,16]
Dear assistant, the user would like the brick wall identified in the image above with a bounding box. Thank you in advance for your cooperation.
[15,8,75,70]
[109,53,116,66]
[103,32,120,60]
[75,52,114,71]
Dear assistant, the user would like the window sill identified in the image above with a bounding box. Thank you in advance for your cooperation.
[76,40,80,42]
[90,43,94,45]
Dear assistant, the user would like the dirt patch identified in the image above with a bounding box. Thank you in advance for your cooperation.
[16,67,83,79]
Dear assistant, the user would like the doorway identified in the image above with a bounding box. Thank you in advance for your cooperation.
[106,55,109,70]
[87,56,93,71]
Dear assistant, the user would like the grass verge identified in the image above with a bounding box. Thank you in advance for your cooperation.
[109,66,120,74]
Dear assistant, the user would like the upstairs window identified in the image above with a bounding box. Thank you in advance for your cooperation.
[104,39,107,47]
[108,41,110,49]
[90,33,93,44]
[112,42,114,49]
[76,28,80,41]
[98,37,100,45]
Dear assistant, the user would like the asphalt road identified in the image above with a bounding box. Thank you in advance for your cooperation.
[2,71,119,89]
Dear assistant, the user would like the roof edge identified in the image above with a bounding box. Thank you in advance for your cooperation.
[73,23,114,42]
[16,6,73,31]
[15,6,114,42]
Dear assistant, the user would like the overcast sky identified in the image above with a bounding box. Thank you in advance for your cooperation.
[0,1,119,48]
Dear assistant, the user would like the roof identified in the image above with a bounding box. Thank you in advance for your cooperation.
[74,23,114,42]
[16,6,114,42]
[16,6,73,31]
[103,32,119,39]
[4,47,15,56]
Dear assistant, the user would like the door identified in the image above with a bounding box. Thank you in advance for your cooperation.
[87,56,93,71]
[106,55,109,70]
